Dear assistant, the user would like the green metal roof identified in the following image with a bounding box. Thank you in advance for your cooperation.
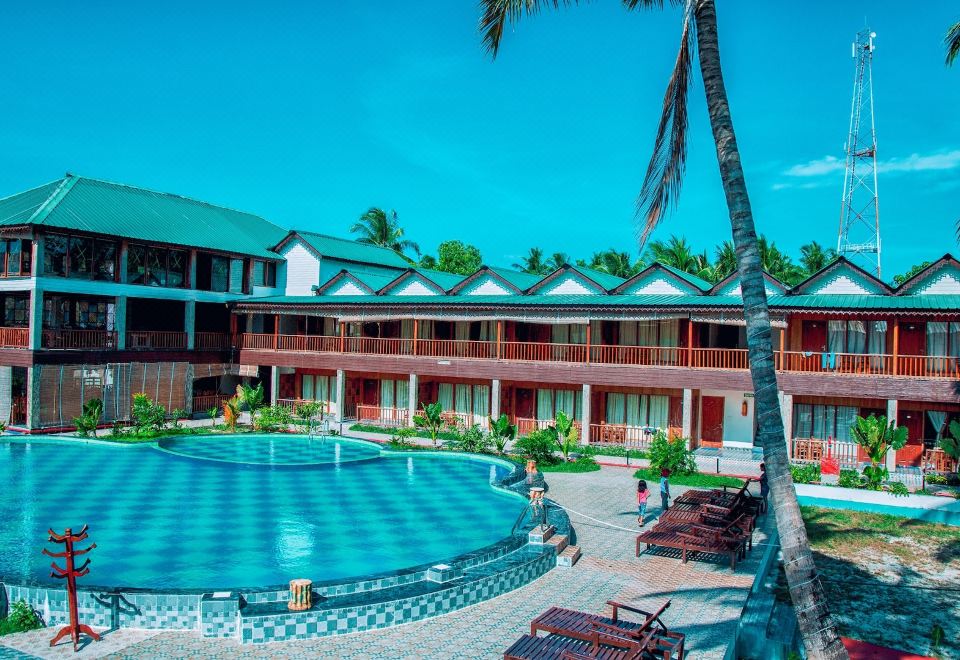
[410,268,466,291]
[292,231,412,269]
[487,266,542,290]
[0,175,288,258]
[657,263,713,292]
[774,294,960,311]
[568,264,627,291]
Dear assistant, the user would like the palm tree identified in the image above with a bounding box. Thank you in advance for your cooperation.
[350,208,420,259]
[712,239,737,282]
[598,249,637,278]
[513,247,550,275]
[649,235,700,273]
[946,21,960,66]
[477,2,845,657]
[757,236,804,285]
[546,251,571,271]
[799,241,837,276]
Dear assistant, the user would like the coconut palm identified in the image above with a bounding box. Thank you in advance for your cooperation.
[648,235,701,274]
[799,241,837,277]
[757,236,804,285]
[546,251,571,271]
[946,21,960,66]
[350,208,420,259]
[513,247,550,275]
[597,249,638,278]
[712,239,737,282]
[476,2,845,657]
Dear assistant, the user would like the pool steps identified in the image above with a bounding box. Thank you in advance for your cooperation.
[527,524,581,567]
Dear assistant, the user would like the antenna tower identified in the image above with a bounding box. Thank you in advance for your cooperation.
[837,27,881,277]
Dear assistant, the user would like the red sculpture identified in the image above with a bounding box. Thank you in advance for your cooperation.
[42,525,101,651]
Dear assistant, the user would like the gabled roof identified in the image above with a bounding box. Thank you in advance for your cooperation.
[448,265,539,295]
[526,264,626,295]
[709,270,787,296]
[0,175,289,258]
[376,268,466,295]
[789,256,892,295]
[276,230,411,269]
[316,269,397,295]
[893,254,960,295]
[612,263,710,295]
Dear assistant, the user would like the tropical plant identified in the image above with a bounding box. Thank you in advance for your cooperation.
[649,235,702,275]
[712,240,737,282]
[757,235,804,285]
[449,424,492,454]
[513,247,550,275]
[799,241,837,277]
[73,398,103,437]
[591,249,641,278]
[419,254,438,269]
[475,2,845,654]
[513,429,556,465]
[837,469,861,489]
[390,426,416,448]
[413,401,445,447]
[222,397,241,433]
[294,400,325,421]
[350,207,420,259]
[790,463,821,485]
[545,251,570,271]
[132,393,166,433]
[548,410,580,461]
[207,406,219,427]
[0,600,43,636]
[946,21,960,66]
[253,404,293,432]
[850,415,908,490]
[170,408,189,429]
[237,383,265,413]
[941,421,960,472]
[436,240,483,275]
[488,413,517,455]
[648,431,697,476]
[893,261,932,287]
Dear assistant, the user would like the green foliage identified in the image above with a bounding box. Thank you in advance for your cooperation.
[350,207,419,259]
[838,469,861,489]
[926,474,948,485]
[238,383,265,412]
[222,397,241,432]
[790,463,821,484]
[513,430,557,465]
[539,456,600,473]
[294,400,325,420]
[73,397,103,437]
[413,401,445,447]
[893,261,932,287]
[548,410,579,461]
[389,426,416,448]
[887,481,910,498]
[132,393,167,434]
[253,404,292,432]
[850,415,908,490]
[448,424,492,454]
[579,444,647,458]
[941,421,960,468]
[647,431,697,476]
[208,406,219,426]
[436,240,483,275]
[513,247,550,275]
[633,467,742,488]
[488,414,517,455]
[0,600,43,636]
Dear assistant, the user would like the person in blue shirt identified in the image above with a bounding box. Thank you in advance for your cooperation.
[659,468,671,514]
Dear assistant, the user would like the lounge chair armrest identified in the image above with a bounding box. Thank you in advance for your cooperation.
[606,601,653,618]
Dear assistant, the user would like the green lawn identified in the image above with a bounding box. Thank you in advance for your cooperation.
[539,457,601,473]
[632,467,743,488]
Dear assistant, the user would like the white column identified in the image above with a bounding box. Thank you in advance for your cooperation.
[886,399,899,471]
[780,391,794,457]
[0,366,11,425]
[25,365,41,430]
[682,389,693,448]
[491,378,501,421]
[270,366,279,406]
[114,295,127,350]
[28,288,43,350]
[407,373,418,427]
[184,300,196,350]
[335,369,346,422]
[580,383,591,444]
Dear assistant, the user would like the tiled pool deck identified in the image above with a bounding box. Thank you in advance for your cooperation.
[0,466,774,659]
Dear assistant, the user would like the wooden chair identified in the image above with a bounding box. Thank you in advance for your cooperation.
[531,601,669,645]
[636,521,743,569]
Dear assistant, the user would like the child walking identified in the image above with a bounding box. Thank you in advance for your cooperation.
[659,468,671,515]
[636,480,649,526]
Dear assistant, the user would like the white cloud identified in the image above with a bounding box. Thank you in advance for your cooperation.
[878,150,960,173]
[784,155,844,177]
[773,149,960,190]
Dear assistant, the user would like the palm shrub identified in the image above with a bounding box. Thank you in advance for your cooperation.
[413,402,444,447]
[238,383,265,413]
[222,397,241,433]
[132,393,166,434]
[549,410,579,461]
[941,421,960,474]
[513,429,556,466]
[450,424,491,454]
[73,398,103,437]
[0,600,43,635]
[207,406,219,427]
[254,404,292,432]
[488,414,517,455]
[648,431,697,476]
[850,415,908,490]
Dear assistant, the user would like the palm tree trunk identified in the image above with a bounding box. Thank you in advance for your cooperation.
[693,1,847,658]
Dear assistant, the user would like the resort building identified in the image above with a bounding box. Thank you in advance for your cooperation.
[1,175,958,472]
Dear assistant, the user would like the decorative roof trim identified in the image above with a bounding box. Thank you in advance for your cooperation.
[708,270,787,295]
[611,263,705,295]
[376,269,445,295]
[892,254,960,294]
[448,265,524,295]
[524,264,607,295]
[315,269,376,295]
[788,256,893,295]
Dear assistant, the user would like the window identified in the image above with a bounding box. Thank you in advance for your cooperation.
[147,247,167,286]
[128,244,147,284]
[827,320,887,354]
[925,322,960,357]
[3,298,28,327]
[605,393,670,429]
[67,236,94,278]
[168,250,186,288]
[94,242,116,281]
[793,403,859,442]
[263,261,277,287]
[0,239,31,277]
[129,243,187,288]
[44,235,68,276]
[210,256,229,292]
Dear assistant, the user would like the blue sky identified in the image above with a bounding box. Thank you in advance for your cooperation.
[1,1,957,281]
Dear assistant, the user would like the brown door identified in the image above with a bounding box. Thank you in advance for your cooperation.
[899,322,925,355]
[897,409,925,466]
[701,396,725,445]
[802,321,828,352]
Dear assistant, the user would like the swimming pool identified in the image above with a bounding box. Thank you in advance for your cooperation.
[0,436,527,591]
[797,494,960,527]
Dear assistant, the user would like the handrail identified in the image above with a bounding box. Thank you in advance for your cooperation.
[0,326,29,348]
[194,332,232,350]
[42,329,117,350]
[127,331,187,350]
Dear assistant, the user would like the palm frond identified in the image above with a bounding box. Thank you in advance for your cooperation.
[479,1,580,58]
[635,4,695,249]
[946,21,960,66]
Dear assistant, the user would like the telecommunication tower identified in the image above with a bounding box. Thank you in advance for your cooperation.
[837,27,881,277]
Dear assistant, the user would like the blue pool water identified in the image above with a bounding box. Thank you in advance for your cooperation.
[159,434,382,465]
[798,495,960,527]
[0,437,525,590]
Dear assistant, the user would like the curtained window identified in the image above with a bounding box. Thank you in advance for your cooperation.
[455,322,470,341]
[536,389,555,420]
[927,410,947,440]
[927,322,948,357]
[473,385,490,425]
[395,379,409,410]
[400,319,415,339]
[302,375,314,400]
[438,383,454,410]
[455,384,472,414]
[606,393,625,424]
[792,403,858,440]
[637,321,656,346]
[619,321,638,346]
[847,321,866,354]
[569,324,587,345]
[380,380,395,409]
[657,319,680,347]
[648,395,669,430]
[827,321,847,353]
[555,390,575,418]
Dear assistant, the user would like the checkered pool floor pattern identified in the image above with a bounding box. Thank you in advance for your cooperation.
[0,439,525,591]
[158,434,382,465]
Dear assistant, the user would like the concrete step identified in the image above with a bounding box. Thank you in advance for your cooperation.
[545,534,568,555]
[528,525,555,544]
[556,545,581,567]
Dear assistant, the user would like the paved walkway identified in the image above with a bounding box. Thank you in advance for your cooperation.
[1,466,774,659]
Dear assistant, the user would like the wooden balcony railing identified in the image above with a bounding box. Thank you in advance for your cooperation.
[588,423,657,448]
[0,327,29,348]
[690,347,749,370]
[344,337,414,356]
[192,393,232,413]
[922,448,957,473]
[42,329,117,350]
[501,341,588,363]
[417,339,496,360]
[516,417,582,438]
[194,332,232,350]
[778,351,894,376]
[791,438,860,469]
[356,404,408,427]
[588,345,684,366]
[896,355,960,379]
[440,411,489,429]
[127,331,188,350]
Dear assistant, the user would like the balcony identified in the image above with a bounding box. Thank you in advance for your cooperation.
[356,404,408,427]
[516,417,582,438]
[42,329,117,350]
[238,333,960,380]
[126,331,188,350]
[0,327,29,348]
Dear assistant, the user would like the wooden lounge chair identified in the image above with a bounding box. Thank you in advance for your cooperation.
[637,519,744,569]
[529,600,685,660]
[653,513,753,551]
[505,629,648,660]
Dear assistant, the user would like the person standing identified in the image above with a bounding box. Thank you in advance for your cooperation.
[636,480,650,526]
[759,463,769,513]
[659,468,671,515]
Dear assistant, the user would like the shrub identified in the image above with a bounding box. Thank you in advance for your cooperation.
[238,383,265,412]
[132,393,166,434]
[488,414,517,455]
[790,463,821,484]
[0,600,42,636]
[513,430,556,465]
[207,406,219,427]
[253,405,292,432]
[539,456,600,473]
[926,474,948,485]
[838,469,862,489]
[449,424,492,454]
[73,398,103,437]
[549,411,580,461]
[389,427,416,448]
[887,481,910,498]
[850,415,908,490]
[413,402,445,447]
[648,431,697,476]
